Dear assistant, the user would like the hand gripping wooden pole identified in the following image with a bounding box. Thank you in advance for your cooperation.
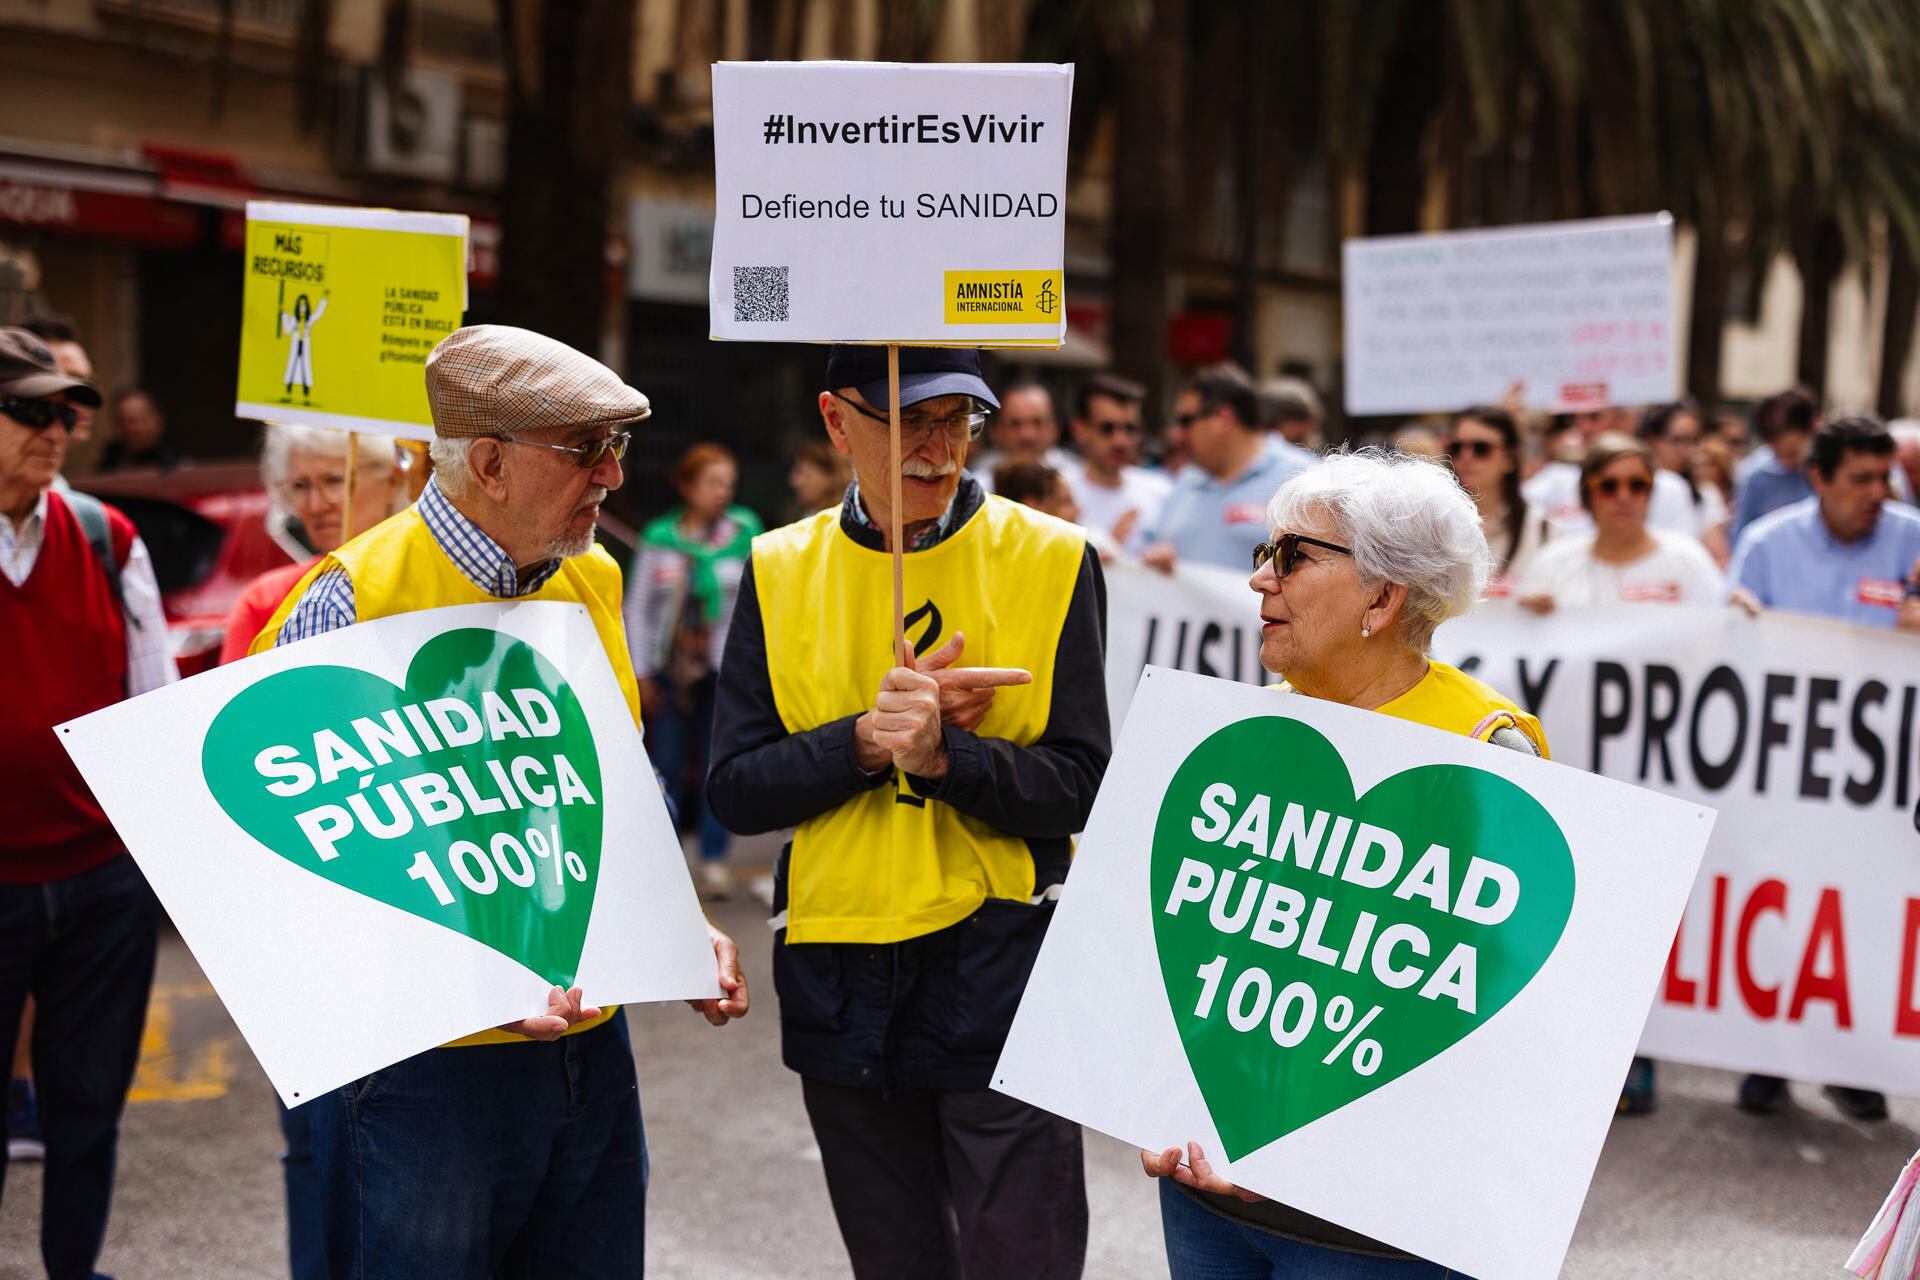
[887,345,910,667]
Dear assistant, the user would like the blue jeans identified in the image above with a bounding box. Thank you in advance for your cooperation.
[0,853,160,1280]
[650,672,730,862]
[277,1098,327,1280]
[305,1015,647,1279]
[1160,1181,1461,1279]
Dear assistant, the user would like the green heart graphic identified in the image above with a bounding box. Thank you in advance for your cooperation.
[203,628,603,987]
[1152,715,1574,1160]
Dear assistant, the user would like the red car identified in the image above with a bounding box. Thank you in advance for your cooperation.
[75,464,297,677]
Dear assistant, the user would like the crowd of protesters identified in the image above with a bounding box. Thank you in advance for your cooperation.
[8,296,1920,1279]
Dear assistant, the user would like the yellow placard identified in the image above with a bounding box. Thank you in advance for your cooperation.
[942,270,1063,326]
[236,202,468,441]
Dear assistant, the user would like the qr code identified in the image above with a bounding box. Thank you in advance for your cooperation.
[734,266,790,322]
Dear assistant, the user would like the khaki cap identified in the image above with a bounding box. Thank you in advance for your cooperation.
[424,324,650,439]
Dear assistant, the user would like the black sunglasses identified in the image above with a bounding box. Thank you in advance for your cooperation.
[0,397,77,432]
[1592,476,1651,497]
[1253,532,1353,576]
[1093,419,1140,437]
[1446,439,1498,460]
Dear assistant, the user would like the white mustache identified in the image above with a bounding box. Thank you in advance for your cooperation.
[581,486,609,506]
[901,459,957,479]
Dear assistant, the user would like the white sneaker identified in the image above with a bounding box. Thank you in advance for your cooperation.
[8,1136,44,1161]
[698,862,734,900]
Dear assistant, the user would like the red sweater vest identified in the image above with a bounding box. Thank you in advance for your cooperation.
[0,491,134,883]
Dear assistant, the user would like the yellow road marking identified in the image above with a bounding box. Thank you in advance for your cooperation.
[127,982,235,1104]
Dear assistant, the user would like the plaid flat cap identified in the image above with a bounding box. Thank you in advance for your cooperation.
[424,324,650,438]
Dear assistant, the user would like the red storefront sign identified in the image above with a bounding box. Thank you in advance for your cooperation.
[0,177,201,249]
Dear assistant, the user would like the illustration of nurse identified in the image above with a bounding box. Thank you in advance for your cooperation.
[279,278,329,397]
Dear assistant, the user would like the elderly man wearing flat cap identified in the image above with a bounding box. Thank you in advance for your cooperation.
[0,326,175,1280]
[710,346,1110,1278]
[254,324,748,1278]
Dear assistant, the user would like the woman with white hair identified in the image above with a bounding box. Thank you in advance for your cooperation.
[220,423,408,663]
[1141,449,1547,1278]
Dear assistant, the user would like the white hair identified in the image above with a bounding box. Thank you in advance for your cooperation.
[428,435,477,499]
[261,423,407,487]
[1265,447,1491,651]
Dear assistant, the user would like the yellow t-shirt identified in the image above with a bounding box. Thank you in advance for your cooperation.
[1372,660,1550,757]
[253,504,639,1044]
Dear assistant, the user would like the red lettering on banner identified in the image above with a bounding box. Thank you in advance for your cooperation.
[1786,888,1852,1027]
[1707,875,1727,1008]
[1662,917,1697,1005]
[1620,583,1682,604]
[1897,900,1920,1037]
[1735,879,1787,1019]
[1858,578,1904,609]
[1559,381,1608,407]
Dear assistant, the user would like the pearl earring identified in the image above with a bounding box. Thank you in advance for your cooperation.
[1362,625,1371,638]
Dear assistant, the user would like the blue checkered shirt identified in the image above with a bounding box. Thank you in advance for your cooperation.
[274,477,564,646]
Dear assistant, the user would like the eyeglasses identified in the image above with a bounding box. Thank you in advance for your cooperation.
[1174,412,1200,429]
[832,391,988,449]
[499,429,631,469]
[278,474,351,505]
[0,397,77,432]
[1092,419,1141,438]
[1592,476,1652,498]
[1252,532,1353,577]
[1446,439,1499,460]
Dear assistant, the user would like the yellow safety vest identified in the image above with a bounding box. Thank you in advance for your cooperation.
[753,497,1087,944]
[252,503,640,1044]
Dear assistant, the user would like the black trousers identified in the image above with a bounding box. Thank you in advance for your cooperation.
[0,854,160,1280]
[802,1077,1087,1280]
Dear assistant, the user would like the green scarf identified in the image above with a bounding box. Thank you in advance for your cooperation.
[640,505,763,621]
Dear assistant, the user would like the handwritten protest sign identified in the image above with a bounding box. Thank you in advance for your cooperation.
[59,603,715,1105]
[235,201,468,440]
[708,61,1072,345]
[1343,213,1676,415]
[995,667,1710,1280]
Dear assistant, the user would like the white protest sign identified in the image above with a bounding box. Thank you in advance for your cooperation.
[59,602,717,1105]
[708,61,1072,345]
[994,667,1711,1280]
[1438,602,1920,1097]
[1343,214,1676,415]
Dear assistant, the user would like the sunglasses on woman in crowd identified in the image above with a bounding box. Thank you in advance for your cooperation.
[1252,532,1353,577]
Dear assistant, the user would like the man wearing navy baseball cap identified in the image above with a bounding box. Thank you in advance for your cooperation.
[710,346,1111,1277]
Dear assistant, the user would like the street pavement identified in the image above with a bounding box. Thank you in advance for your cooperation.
[1,845,1912,1279]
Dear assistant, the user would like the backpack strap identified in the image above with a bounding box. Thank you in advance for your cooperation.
[60,490,130,626]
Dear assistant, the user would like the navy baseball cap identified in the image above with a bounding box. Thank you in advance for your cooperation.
[823,345,1000,414]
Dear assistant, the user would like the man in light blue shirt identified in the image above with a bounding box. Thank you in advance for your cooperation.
[1144,365,1314,573]
[1727,415,1920,1124]
[1730,417,1920,630]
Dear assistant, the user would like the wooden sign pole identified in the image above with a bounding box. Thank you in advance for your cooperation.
[886,345,909,667]
[339,429,360,544]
